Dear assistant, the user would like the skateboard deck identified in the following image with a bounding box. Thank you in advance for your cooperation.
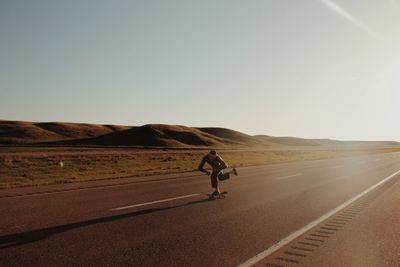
[208,191,228,199]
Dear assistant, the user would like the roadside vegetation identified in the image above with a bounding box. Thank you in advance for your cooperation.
[1,147,400,189]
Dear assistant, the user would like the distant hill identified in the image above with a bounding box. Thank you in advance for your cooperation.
[255,136,343,146]
[198,127,263,145]
[65,124,230,147]
[0,119,398,148]
[0,120,128,144]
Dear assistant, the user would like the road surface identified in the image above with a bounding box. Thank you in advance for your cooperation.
[1,152,400,266]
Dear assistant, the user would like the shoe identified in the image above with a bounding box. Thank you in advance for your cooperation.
[232,168,238,176]
[212,191,220,196]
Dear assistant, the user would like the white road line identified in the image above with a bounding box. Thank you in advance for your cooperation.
[10,224,27,229]
[331,165,343,169]
[276,173,302,180]
[109,193,201,211]
[0,174,204,199]
[237,168,400,267]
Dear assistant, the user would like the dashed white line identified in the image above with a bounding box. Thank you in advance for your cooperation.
[10,224,27,229]
[237,168,400,267]
[109,193,201,211]
[331,165,343,169]
[0,174,204,199]
[276,173,302,180]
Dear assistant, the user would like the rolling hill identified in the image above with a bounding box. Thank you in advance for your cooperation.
[64,124,231,147]
[0,120,128,144]
[0,120,398,148]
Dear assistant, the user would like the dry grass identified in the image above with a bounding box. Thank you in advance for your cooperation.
[1,147,400,189]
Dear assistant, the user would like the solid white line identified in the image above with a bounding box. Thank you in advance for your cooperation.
[276,173,302,180]
[109,193,201,211]
[237,168,400,267]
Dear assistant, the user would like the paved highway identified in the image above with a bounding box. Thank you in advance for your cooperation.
[1,152,400,266]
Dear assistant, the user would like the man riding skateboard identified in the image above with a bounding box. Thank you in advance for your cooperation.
[198,150,238,197]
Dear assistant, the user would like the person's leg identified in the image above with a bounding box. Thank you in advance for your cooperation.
[210,171,219,194]
[218,171,230,181]
[217,168,238,181]
[225,168,238,176]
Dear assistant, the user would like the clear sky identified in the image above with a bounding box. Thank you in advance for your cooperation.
[1,0,400,141]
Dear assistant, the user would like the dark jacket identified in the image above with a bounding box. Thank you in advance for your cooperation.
[198,154,227,173]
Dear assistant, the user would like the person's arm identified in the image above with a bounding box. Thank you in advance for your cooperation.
[198,157,210,175]
[217,156,228,169]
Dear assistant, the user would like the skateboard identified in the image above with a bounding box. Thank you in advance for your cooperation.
[208,191,228,199]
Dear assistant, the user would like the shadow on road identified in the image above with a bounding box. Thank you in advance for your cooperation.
[0,196,212,249]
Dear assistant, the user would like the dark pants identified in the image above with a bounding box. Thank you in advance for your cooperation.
[210,170,230,188]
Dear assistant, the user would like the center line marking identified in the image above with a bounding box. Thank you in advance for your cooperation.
[331,165,343,169]
[10,224,27,229]
[276,173,302,180]
[237,168,400,267]
[109,193,201,211]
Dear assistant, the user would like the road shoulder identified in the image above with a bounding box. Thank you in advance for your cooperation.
[301,176,400,266]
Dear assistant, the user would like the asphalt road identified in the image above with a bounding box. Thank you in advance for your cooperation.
[1,152,400,266]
